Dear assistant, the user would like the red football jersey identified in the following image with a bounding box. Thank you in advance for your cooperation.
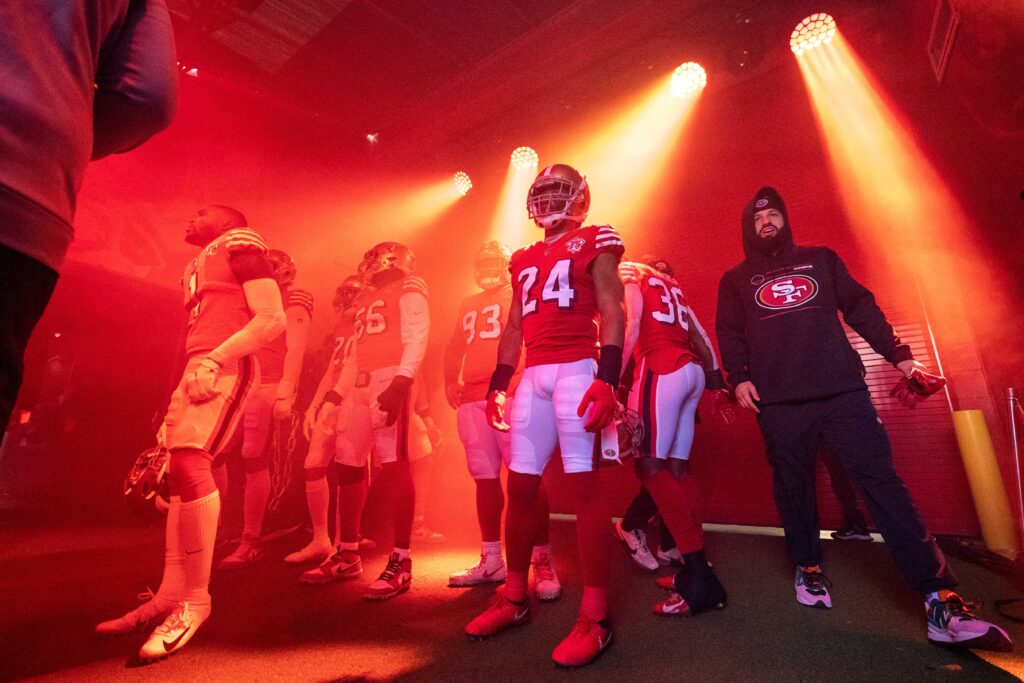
[258,287,313,383]
[451,284,520,403]
[510,224,625,367]
[182,228,269,356]
[352,275,429,373]
[620,261,697,375]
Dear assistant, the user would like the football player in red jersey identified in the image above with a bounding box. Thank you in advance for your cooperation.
[300,242,429,600]
[444,241,560,597]
[465,164,624,667]
[96,205,285,661]
[218,249,313,568]
[616,257,729,616]
[285,274,365,564]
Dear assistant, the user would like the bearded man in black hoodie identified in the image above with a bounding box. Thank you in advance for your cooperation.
[715,186,1011,651]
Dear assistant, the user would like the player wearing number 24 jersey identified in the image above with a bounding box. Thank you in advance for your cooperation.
[465,163,624,668]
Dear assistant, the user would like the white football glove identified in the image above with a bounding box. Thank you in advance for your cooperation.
[186,357,221,403]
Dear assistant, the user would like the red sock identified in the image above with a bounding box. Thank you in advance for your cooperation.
[504,472,541,574]
[505,570,529,603]
[475,478,504,543]
[565,471,611,589]
[533,482,551,546]
[644,469,702,554]
[580,586,608,622]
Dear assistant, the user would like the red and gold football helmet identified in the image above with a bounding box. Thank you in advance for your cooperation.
[474,241,512,291]
[332,273,366,315]
[124,445,170,520]
[527,163,590,229]
[358,242,415,280]
[268,249,297,287]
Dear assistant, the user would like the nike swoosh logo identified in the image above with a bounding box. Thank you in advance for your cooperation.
[185,548,202,556]
[163,625,191,652]
[483,567,502,578]
[515,608,529,620]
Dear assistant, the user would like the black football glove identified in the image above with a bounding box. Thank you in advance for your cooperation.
[377,375,413,426]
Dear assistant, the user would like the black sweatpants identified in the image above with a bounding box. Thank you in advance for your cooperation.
[757,390,957,594]
[0,244,58,431]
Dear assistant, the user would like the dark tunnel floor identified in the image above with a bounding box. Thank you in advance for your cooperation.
[1,518,1022,682]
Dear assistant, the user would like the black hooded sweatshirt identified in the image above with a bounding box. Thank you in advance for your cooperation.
[715,187,913,406]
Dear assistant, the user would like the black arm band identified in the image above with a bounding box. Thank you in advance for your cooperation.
[596,345,623,386]
[704,368,726,391]
[487,364,516,395]
[323,390,343,405]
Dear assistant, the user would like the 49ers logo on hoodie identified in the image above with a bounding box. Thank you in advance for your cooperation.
[755,275,818,310]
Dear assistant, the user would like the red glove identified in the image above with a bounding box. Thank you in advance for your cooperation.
[710,388,736,425]
[486,390,510,432]
[577,380,618,433]
[890,367,946,409]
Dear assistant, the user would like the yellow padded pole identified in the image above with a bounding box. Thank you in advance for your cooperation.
[952,410,1018,560]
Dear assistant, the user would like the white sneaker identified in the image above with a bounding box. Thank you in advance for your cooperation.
[927,593,1013,651]
[217,538,260,570]
[138,601,211,662]
[656,546,684,567]
[284,538,333,564]
[95,592,176,636]
[614,519,658,571]
[449,554,507,587]
[532,549,562,602]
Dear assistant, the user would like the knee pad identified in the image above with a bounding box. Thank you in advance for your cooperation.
[634,456,666,481]
[334,462,366,485]
[168,447,215,499]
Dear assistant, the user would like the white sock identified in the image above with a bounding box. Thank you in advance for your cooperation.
[242,468,270,540]
[305,476,330,544]
[532,543,552,560]
[338,541,359,553]
[393,547,410,560]
[156,496,183,602]
[179,491,220,604]
[482,541,503,559]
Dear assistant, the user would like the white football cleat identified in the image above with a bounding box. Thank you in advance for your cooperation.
[449,554,507,587]
[138,601,211,662]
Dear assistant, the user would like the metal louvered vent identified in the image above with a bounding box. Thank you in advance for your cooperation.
[168,0,351,74]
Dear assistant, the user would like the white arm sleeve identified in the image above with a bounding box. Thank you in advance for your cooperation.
[207,278,287,365]
[621,283,643,374]
[397,290,430,379]
[276,304,310,398]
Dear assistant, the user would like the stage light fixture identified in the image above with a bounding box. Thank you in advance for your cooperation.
[366,133,379,144]
[454,171,473,196]
[670,62,707,99]
[790,13,837,56]
[510,146,539,170]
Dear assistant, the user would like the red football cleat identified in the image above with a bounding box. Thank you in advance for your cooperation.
[465,591,530,640]
[551,616,612,668]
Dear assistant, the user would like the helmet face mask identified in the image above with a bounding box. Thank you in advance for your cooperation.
[527,164,590,229]
[333,274,365,314]
[124,446,170,520]
[474,241,512,290]
[268,249,297,288]
[359,242,415,284]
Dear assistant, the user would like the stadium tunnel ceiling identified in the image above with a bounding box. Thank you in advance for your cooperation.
[169,0,915,158]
